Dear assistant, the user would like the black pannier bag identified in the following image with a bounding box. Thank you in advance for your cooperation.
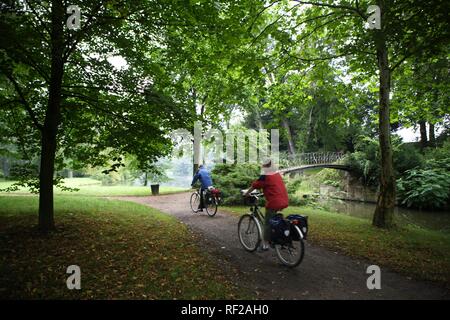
[286,214,308,240]
[205,189,213,205]
[268,213,291,245]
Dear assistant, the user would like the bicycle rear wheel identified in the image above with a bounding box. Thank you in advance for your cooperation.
[275,225,305,267]
[206,197,218,217]
[238,214,261,252]
[190,192,200,213]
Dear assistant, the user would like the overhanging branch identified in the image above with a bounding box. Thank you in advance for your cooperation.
[2,70,43,131]
[290,0,367,20]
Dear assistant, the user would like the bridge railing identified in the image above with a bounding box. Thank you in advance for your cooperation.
[280,151,345,168]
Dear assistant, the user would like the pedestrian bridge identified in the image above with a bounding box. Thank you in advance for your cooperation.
[278,152,351,174]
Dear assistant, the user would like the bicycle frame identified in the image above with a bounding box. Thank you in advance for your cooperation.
[239,189,306,267]
[245,193,265,235]
[247,192,305,240]
[250,202,264,223]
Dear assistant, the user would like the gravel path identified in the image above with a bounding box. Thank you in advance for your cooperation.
[114,193,450,300]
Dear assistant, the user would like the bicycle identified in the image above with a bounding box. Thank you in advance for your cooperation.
[237,189,306,267]
[190,186,219,217]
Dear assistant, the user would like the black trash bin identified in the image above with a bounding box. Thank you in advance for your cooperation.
[150,184,159,195]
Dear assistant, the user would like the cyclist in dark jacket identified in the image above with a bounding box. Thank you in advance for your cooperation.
[191,165,213,211]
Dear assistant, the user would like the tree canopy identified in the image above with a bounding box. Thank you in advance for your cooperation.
[0,0,448,231]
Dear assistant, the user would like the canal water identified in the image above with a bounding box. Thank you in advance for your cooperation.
[317,198,450,233]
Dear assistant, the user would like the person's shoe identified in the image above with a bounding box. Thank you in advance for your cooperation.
[258,243,269,252]
[198,209,204,212]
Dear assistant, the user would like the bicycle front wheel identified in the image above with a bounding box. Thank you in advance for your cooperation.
[206,197,218,217]
[238,214,261,252]
[190,192,200,213]
[275,225,305,268]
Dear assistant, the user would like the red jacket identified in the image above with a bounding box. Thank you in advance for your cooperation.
[251,173,289,210]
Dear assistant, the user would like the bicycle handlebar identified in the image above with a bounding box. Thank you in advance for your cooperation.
[241,189,263,198]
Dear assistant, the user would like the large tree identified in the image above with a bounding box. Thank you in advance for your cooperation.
[0,0,257,232]
[246,0,449,228]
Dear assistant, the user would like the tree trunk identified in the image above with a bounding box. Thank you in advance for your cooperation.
[144,172,148,186]
[38,0,64,233]
[419,120,427,148]
[193,139,200,174]
[39,130,57,232]
[306,105,315,149]
[428,122,435,147]
[1,157,10,177]
[282,118,296,156]
[254,105,264,131]
[372,9,395,229]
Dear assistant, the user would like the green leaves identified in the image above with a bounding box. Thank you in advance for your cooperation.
[2,0,260,189]
[211,163,260,205]
[397,168,450,209]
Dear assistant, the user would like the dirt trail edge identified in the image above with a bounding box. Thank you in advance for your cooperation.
[114,193,450,300]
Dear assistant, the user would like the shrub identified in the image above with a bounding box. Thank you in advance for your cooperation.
[285,176,303,194]
[343,135,424,186]
[343,150,379,186]
[424,138,450,171]
[394,143,424,175]
[397,168,450,209]
[93,170,122,185]
[9,163,39,180]
[147,169,170,185]
[211,163,260,205]
[289,194,317,207]
[315,168,343,188]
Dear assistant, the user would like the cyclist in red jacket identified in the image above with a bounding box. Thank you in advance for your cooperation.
[244,159,289,251]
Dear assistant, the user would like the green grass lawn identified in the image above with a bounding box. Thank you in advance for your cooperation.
[0,196,247,299]
[222,205,450,287]
[0,178,188,197]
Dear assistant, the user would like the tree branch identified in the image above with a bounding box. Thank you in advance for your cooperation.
[25,0,51,36]
[2,70,43,131]
[390,35,449,72]
[290,11,336,30]
[62,90,134,125]
[248,3,303,48]
[63,1,107,62]
[294,13,351,44]
[247,1,282,34]
[290,0,367,20]
[283,49,353,62]
[8,108,33,161]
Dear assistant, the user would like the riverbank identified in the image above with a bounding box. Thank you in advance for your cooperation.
[222,205,450,287]
[315,197,450,233]
[287,169,450,232]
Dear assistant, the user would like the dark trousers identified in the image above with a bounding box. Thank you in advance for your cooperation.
[199,188,205,209]
[264,208,278,241]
